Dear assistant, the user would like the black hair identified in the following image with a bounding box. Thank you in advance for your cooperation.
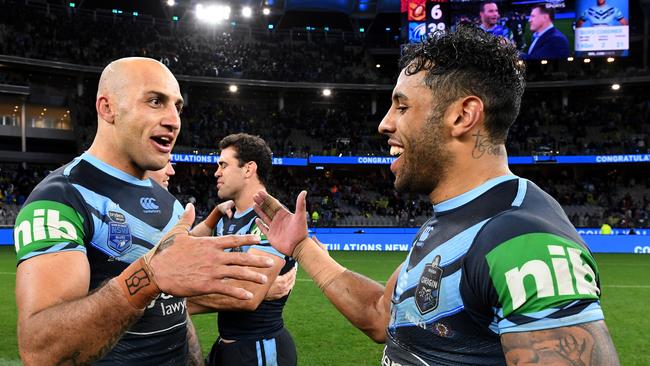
[533,4,555,22]
[399,25,526,144]
[219,133,273,186]
[479,1,497,13]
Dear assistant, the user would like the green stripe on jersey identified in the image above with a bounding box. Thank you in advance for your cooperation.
[486,233,600,317]
[14,200,86,259]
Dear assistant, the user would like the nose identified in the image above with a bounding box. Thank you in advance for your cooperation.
[161,104,181,131]
[378,108,395,136]
[214,167,221,178]
[166,163,176,177]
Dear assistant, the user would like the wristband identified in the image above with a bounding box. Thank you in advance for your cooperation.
[114,256,160,309]
[293,237,347,291]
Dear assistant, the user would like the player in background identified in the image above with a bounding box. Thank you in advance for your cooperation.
[252,27,620,366]
[145,160,175,189]
[189,133,298,366]
[14,57,275,366]
[479,2,514,42]
[576,0,628,27]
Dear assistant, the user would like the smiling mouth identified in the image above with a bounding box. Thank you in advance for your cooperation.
[390,146,404,157]
[151,136,172,148]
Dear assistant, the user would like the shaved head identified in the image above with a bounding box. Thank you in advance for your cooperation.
[89,57,184,179]
[97,57,177,101]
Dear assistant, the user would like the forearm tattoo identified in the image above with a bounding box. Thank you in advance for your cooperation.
[502,321,619,366]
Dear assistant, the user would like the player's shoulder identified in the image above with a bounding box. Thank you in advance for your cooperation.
[23,159,84,206]
[468,180,586,261]
[15,159,91,262]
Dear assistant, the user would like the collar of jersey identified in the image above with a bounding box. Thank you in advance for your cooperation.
[81,152,153,187]
[433,174,518,213]
[233,206,254,219]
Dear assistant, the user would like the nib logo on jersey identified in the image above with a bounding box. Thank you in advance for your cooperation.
[13,200,83,257]
[139,197,160,214]
[486,233,601,317]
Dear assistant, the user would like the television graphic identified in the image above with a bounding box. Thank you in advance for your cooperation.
[574,0,629,56]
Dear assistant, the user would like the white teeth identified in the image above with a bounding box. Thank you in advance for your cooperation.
[160,137,170,143]
[390,146,404,156]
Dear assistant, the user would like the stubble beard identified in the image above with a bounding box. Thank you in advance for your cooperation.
[393,110,451,196]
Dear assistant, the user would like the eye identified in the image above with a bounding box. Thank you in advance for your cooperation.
[148,98,161,107]
[176,104,184,115]
[396,106,408,114]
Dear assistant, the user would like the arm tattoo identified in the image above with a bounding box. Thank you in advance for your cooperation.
[186,315,204,366]
[471,129,503,159]
[501,321,620,366]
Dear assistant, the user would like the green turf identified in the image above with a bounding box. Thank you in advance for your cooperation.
[1,248,649,364]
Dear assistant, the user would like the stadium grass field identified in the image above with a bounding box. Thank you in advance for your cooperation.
[0,247,648,365]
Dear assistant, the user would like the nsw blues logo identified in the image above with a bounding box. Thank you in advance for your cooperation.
[415,255,443,314]
[108,222,132,253]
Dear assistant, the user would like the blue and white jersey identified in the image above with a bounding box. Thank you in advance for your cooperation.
[14,152,187,365]
[214,207,296,340]
[580,5,625,26]
[383,175,604,366]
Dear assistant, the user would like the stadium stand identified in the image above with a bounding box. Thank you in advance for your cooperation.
[0,0,649,233]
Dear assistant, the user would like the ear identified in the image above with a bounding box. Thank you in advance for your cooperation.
[448,96,484,139]
[244,161,258,179]
[96,95,116,124]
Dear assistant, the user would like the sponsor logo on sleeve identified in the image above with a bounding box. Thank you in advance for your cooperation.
[486,233,600,317]
[14,200,84,257]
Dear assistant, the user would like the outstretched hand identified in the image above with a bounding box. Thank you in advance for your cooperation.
[148,203,275,300]
[253,191,309,257]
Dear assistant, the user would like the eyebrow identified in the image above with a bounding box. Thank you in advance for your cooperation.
[392,91,408,102]
[145,90,184,106]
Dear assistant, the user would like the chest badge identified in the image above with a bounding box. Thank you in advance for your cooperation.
[108,222,132,253]
[415,255,443,314]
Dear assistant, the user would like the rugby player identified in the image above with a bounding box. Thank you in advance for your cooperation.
[14,57,275,365]
[145,160,175,189]
[189,133,298,366]
[253,27,620,365]
[576,0,628,27]
[479,2,514,42]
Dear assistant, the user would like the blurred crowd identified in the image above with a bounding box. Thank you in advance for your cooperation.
[0,2,382,83]
[509,95,650,156]
[2,163,648,230]
[1,1,647,84]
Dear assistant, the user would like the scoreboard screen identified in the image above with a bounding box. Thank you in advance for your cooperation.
[400,0,630,59]
[404,0,450,43]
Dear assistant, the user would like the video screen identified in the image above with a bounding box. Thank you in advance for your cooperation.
[400,0,630,59]
[574,0,629,56]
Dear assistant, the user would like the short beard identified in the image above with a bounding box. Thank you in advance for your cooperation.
[394,107,452,196]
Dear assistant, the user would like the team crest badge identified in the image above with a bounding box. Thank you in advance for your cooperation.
[415,255,443,314]
[108,222,132,253]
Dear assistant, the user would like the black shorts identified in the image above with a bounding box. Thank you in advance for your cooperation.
[206,328,297,366]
